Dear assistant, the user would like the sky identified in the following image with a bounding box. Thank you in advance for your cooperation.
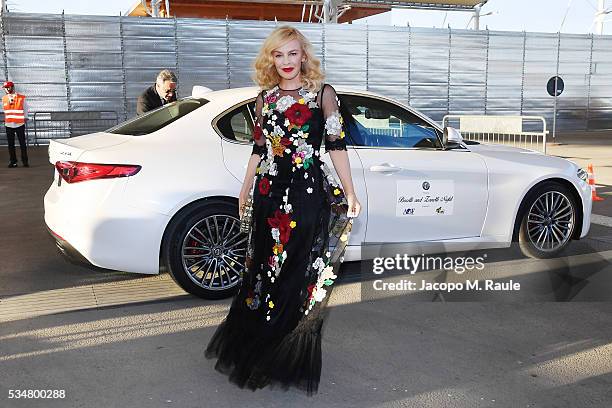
[4,0,612,35]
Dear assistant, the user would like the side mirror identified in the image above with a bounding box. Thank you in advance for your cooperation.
[443,126,463,147]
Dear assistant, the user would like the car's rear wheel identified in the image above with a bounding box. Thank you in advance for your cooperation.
[517,182,577,259]
[162,199,246,299]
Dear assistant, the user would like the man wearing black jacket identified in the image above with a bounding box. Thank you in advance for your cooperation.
[136,69,178,115]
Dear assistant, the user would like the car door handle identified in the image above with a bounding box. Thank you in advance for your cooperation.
[370,163,401,173]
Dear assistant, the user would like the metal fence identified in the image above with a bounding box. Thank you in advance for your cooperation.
[32,111,118,145]
[442,115,548,154]
[0,12,610,140]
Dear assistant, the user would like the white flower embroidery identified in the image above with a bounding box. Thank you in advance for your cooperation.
[313,287,327,302]
[275,95,297,112]
[268,162,278,176]
[321,265,337,281]
[271,228,280,241]
[273,125,285,137]
[325,110,343,137]
[313,257,325,272]
[307,187,313,194]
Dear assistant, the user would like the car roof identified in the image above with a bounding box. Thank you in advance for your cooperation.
[194,85,394,103]
[194,85,442,131]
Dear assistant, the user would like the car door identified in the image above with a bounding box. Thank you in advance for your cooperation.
[340,94,488,243]
[215,99,368,246]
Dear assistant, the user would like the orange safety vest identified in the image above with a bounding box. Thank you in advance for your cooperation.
[2,93,26,125]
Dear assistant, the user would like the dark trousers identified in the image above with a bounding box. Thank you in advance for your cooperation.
[6,125,28,165]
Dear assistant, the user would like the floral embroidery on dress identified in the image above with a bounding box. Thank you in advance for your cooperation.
[275,95,297,112]
[325,110,344,139]
[248,84,350,324]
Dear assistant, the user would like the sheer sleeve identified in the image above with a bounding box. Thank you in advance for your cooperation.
[320,84,348,153]
[251,91,266,156]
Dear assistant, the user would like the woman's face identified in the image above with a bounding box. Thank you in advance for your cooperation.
[272,39,306,82]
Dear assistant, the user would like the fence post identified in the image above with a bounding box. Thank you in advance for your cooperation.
[484,27,490,115]
[225,17,230,89]
[365,22,369,91]
[586,33,594,131]
[407,23,411,106]
[0,12,8,81]
[61,12,73,137]
[119,15,127,121]
[520,30,526,116]
[447,26,451,116]
[552,31,561,140]
[174,16,179,96]
[322,22,326,73]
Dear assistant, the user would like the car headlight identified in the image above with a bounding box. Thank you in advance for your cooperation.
[577,167,588,182]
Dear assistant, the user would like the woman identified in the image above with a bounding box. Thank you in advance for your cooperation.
[205,25,361,396]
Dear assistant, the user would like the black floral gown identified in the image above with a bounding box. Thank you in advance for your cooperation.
[205,83,353,396]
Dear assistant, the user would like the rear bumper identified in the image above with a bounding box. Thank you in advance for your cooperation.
[44,176,170,275]
[46,226,100,269]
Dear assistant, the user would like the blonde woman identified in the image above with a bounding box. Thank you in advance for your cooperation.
[205,25,361,396]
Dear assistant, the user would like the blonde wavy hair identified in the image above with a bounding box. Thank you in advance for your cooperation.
[252,25,325,93]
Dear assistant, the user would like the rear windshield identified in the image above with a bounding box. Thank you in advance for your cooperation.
[108,98,208,136]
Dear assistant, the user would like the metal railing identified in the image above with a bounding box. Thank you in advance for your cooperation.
[32,111,119,145]
[442,115,548,154]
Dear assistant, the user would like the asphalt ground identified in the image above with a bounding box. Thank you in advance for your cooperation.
[1,136,611,407]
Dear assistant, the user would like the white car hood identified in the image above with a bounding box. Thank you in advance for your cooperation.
[465,142,541,154]
[466,142,579,172]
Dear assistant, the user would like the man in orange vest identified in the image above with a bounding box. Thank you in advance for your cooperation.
[2,81,28,168]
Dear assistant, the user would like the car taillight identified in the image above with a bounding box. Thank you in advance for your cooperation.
[55,161,141,184]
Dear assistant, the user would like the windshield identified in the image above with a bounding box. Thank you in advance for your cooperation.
[108,98,208,136]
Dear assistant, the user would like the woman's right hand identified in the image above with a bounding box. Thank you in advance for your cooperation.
[239,189,249,219]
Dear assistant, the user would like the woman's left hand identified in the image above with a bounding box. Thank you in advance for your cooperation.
[346,192,361,218]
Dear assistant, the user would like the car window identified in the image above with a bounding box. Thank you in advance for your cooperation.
[108,98,208,136]
[216,101,255,143]
[339,95,442,149]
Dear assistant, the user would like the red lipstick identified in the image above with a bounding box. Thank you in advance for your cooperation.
[282,67,294,73]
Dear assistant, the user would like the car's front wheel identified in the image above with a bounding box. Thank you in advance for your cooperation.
[162,199,246,299]
[517,181,577,259]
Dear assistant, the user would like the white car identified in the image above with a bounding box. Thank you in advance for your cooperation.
[44,86,592,299]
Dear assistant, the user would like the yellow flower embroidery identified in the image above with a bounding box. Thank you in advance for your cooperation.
[271,135,285,157]
[298,98,305,104]
[294,157,302,164]
[333,188,341,196]
[290,221,296,228]
[273,243,284,254]
[268,301,275,309]
[246,297,253,306]
[340,131,345,139]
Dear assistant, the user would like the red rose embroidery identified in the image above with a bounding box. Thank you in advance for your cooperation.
[253,123,263,141]
[267,209,293,244]
[259,177,270,195]
[307,283,316,300]
[280,137,292,146]
[285,103,312,127]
